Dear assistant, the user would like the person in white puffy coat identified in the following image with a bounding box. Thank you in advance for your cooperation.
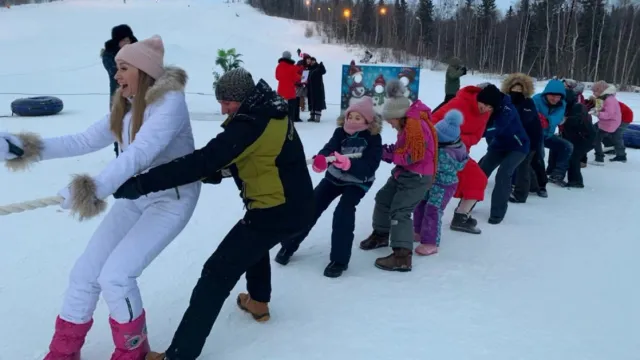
[0,35,200,360]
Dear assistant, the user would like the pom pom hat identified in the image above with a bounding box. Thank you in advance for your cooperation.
[434,109,464,142]
[115,35,165,80]
[382,79,412,119]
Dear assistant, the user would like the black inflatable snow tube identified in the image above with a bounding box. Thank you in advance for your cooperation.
[11,96,64,116]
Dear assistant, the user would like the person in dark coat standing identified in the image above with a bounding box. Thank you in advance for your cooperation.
[548,89,596,188]
[480,85,530,224]
[500,73,542,203]
[306,57,326,122]
[101,24,137,156]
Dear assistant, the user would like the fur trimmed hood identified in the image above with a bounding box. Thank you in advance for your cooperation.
[501,73,535,98]
[113,66,188,104]
[336,113,382,135]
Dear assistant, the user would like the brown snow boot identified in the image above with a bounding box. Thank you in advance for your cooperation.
[236,293,270,322]
[359,230,389,250]
[145,352,166,360]
[374,248,412,272]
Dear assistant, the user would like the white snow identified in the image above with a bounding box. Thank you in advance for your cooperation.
[0,1,638,359]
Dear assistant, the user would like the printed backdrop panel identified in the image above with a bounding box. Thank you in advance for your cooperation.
[341,62,420,115]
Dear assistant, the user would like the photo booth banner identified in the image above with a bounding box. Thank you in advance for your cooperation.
[340,62,421,114]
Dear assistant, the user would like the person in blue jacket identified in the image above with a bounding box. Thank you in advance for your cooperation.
[275,96,383,278]
[532,79,573,187]
[500,73,542,203]
[479,84,530,224]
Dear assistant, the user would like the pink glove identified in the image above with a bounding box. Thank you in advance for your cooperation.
[332,152,351,171]
[312,155,328,173]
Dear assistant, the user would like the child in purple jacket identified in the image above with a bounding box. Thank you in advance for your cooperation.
[413,110,468,255]
[359,80,437,272]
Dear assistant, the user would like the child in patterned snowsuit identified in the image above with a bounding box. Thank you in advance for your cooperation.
[413,109,468,255]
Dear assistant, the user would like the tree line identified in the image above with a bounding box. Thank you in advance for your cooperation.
[4,0,60,5]
[247,0,639,88]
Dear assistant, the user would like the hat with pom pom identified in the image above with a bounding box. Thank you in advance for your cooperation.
[382,79,412,120]
[435,109,464,143]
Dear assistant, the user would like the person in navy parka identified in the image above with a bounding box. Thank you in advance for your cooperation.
[500,73,542,203]
[101,24,137,156]
[480,84,530,224]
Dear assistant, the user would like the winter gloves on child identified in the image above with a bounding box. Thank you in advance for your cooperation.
[332,152,351,171]
[312,155,328,173]
[381,144,395,163]
[311,152,352,173]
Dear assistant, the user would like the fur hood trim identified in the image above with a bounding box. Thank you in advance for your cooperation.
[113,66,188,105]
[336,113,382,135]
[501,73,534,97]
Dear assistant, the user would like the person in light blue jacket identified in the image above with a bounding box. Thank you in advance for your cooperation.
[532,79,573,187]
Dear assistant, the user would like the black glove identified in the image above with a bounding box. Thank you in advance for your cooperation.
[113,176,145,200]
[202,169,232,185]
[461,66,467,75]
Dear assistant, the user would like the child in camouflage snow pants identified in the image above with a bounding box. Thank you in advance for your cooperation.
[413,109,468,256]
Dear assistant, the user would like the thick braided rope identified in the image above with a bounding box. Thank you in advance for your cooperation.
[0,196,63,216]
[0,153,363,216]
[305,152,362,165]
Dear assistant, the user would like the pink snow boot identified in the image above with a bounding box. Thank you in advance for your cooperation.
[43,316,93,360]
[109,310,150,360]
[415,244,439,256]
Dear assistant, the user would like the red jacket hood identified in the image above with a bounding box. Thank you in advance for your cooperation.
[431,85,490,149]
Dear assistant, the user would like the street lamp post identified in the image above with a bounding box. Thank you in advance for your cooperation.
[375,6,387,46]
[343,9,351,43]
[305,0,310,21]
[416,16,423,68]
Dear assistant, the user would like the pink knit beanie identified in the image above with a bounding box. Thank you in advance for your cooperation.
[346,96,375,123]
[115,35,165,80]
[591,80,608,96]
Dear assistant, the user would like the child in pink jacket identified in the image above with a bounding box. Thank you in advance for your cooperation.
[359,79,437,272]
[590,80,625,164]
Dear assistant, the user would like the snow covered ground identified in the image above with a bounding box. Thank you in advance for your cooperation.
[0,1,638,359]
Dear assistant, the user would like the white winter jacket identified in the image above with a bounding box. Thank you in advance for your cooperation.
[39,67,200,201]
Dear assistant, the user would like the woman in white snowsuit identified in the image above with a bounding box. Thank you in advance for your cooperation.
[0,35,200,360]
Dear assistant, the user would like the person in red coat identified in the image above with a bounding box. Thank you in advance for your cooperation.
[431,85,499,235]
[276,50,302,122]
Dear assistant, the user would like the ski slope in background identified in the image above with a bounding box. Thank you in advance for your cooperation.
[0,1,638,359]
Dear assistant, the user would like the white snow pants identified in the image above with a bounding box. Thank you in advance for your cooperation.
[60,183,201,324]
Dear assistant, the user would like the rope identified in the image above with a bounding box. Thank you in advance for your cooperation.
[0,196,63,216]
[0,153,362,216]
[305,152,361,165]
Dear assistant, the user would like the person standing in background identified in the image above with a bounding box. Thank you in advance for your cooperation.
[101,24,138,156]
[433,57,467,113]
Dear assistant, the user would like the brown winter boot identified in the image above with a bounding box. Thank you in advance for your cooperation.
[146,352,166,360]
[359,230,389,250]
[236,293,270,322]
[374,248,412,272]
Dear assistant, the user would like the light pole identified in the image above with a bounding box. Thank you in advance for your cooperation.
[343,8,351,44]
[416,16,423,68]
[375,6,387,46]
[305,0,310,21]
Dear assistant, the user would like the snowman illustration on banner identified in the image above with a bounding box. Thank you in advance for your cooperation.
[347,60,367,107]
[398,67,417,98]
[372,74,386,114]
